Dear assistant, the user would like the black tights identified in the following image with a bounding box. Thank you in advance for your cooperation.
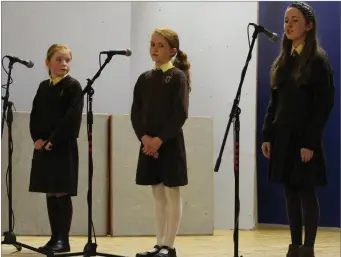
[284,184,320,247]
[46,194,73,240]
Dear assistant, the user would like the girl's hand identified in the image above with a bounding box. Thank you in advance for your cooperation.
[142,148,159,159]
[141,135,158,158]
[34,139,45,150]
[261,142,271,159]
[149,137,163,152]
[301,148,313,162]
[44,141,53,151]
[141,135,152,146]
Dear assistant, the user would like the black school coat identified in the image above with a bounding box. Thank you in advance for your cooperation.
[29,75,84,196]
[262,53,335,187]
[131,67,189,187]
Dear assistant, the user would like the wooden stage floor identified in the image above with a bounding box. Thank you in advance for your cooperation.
[1,228,340,257]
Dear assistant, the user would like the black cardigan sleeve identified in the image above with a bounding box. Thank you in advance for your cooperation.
[49,80,84,145]
[131,74,147,141]
[29,82,43,143]
[158,72,189,143]
[301,57,335,150]
[262,88,277,142]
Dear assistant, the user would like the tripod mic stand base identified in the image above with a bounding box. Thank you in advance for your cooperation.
[81,241,127,257]
[2,231,22,251]
[83,242,98,256]
[2,230,51,256]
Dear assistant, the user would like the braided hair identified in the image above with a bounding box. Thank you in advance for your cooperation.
[153,28,191,91]
[289,2,315,23]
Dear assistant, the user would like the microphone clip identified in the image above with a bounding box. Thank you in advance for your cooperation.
[249,22,279,42]
[249,23,266,33]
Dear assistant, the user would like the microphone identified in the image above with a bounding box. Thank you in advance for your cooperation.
[5,55,34,68]
[100,49,132,56]
[249,23,279,42]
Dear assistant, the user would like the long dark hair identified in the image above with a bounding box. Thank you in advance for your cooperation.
[270,2,327,87]
[154,28,191,91]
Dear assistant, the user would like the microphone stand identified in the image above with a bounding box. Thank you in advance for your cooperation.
[214,24,263,257]
[40,53,127,257]
[1,59,48,256]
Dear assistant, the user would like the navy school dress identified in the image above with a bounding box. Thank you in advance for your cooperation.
[262,52,335,187]
[29,75,84,196]
[131,65,190,187]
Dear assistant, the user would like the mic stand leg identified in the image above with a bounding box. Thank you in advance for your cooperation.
[48,54,127,257]
[1,60,13,138]
[233,107,241,257]
[214,24,260,257]
[1,61,50,256]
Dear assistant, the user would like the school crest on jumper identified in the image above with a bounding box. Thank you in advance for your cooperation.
[164,76,172,84]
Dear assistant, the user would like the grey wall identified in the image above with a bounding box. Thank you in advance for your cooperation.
[1,1,258,230]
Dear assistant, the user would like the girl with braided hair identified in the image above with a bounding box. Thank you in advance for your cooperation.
[261,2,335,257]
[130,28,191,257]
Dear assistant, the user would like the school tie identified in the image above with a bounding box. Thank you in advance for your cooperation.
[291,50,298,58]
[153,68,163,76]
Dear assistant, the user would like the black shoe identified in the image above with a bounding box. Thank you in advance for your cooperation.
[38,236,58,251]
[298,245,315,257]
[287,244,301,257]
[154,246,177,257]
[136,245,162,257]
[51,239,71,253]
